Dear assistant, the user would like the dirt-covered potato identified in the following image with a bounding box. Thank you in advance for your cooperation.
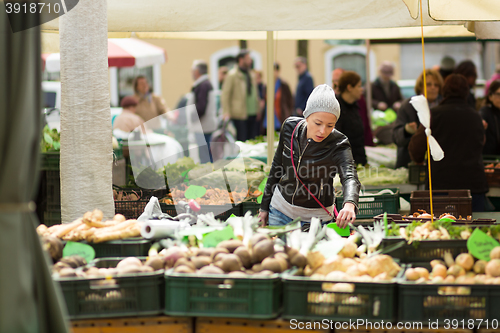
[191,256,212,269]
[252,239,274,263]
[217,239,243,253]
[234,246,252,269]
[198,265,225,275]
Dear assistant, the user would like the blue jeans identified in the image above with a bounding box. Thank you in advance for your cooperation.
[268,205,334,227]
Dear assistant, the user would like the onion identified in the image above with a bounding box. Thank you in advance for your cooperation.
[455,253,474,271]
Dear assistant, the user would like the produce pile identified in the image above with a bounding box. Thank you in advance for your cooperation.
[53,257,164,279]
[37,209,140,243]
[405,248,500,286]
[333,165,408,187]
[41,125,60,152]
[160,185,262,205]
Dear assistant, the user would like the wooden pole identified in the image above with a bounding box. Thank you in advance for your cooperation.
[266,31,275,166]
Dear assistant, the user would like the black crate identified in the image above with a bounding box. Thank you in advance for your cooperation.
[43,210,61,227]
[40,151,60,171]
[282,273,397,322]
[381,237,468,263]
[399,274,500,322]
[56,267,164,319]
[114,188,168,220]
[241,201,260,216]
[408,163,427,185]
[410,190,472,218]
[88,238,152,258]
[374,213,496,225]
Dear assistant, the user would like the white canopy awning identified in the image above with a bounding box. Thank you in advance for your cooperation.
[41,0,465,33]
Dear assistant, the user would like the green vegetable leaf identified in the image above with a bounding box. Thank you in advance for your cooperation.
[52,141,60,151]
[184,185,206,199]
[258,177,267,192]
[256,194,263,204]
[43,132,53,145]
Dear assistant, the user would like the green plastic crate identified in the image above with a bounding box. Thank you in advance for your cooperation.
[336,188,400,219]
[164,270,282,319]
[399,266,500,322]
[160,203,242,221]
[282,273,397,322]
[88,238,152,258]
[41,151,60,171]
[56,258,164,319]
[381,237,468,263]
[241,201,260,216]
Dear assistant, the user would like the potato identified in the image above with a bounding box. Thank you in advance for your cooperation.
[219,254,243,272]
[59,267,77,277]
[52,261,71,273]
[275,257,289,272]
[174,258,196,271]
[290,253,307,269]
[217,239,243,253]
[261,258,283,273]
[430,259,446,269]
[249,233,270,248]
[117,257,142,269]
[174,265,196,274]
[227,271,247,277]
[286,246,299,259]
[145,257,164,271]
[197,248,215,257]
[275,252,289,262]
[252,263,263,273]
[198,265,225,275]
[234,246,252,269]
[252,240,274,263]
[255,270,274,276]
[210,247,229,262]
[339,241,357,258]
[191,256,212,269]
[140,266,154,273]
[118,265,142,275]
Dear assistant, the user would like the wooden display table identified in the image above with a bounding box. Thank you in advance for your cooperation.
[71,316,193,333]
[195,318,328,333]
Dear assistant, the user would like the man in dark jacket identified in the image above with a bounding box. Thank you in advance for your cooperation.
[371,61,403,111]
[409,74,488,211]
[294,57,314,117]
[190,60,217,163]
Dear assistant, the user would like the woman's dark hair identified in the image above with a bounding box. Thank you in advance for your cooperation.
[485,80,500,106]
[453,60,477,79]
[338,71,361,94]
[442,74,469,100]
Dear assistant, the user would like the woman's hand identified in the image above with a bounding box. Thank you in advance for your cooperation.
[258,210,269,227]
[336,202,356,228]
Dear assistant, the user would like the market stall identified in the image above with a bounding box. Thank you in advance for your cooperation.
[7,0,500,332]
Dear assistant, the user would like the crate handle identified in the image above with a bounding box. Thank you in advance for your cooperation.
[203,279,235,289]
[437,286,471,295]
[321,282,355,293]
[89,278,120,290]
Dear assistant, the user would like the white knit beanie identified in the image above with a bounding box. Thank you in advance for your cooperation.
[303,84,340,119]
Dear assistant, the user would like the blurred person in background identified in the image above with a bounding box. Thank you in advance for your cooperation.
[263,62,294,132]
[480,80,500,155]
[133,75,168,130]
[218,66,228,89]
[255,70,267,135]
[113,96,144,133]
[409,74,488,211]
[294,56,314,117]
[221,49,259,141]
[392,69,443,168]
[335,71,367,166]
[371,61,403,112]
[438,56,456,81]
[333,68,373,146]
[331,68,344,94]
[187,60,217,163]
[454,60,478,109]
[485,64,500,96]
